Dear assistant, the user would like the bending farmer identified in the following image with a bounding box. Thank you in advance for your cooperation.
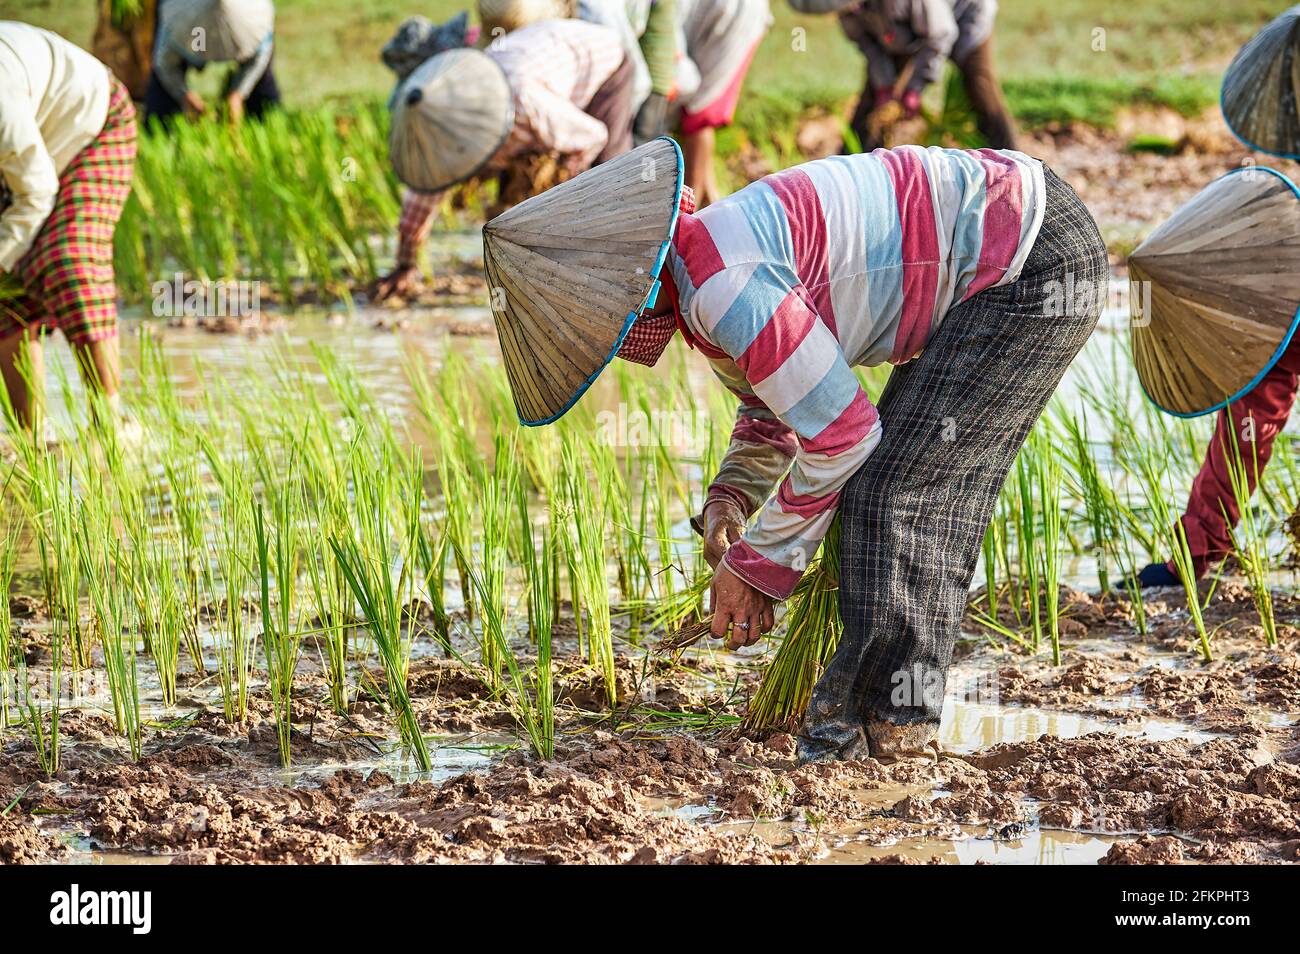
[481,138,1107,762]
[0,21,137,431]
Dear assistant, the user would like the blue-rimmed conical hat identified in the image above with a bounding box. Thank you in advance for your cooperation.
[1130,166,1300,417]
[1221,6,1300,158]
[481,138,684,425]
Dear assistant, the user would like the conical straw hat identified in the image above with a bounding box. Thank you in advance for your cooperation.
[1130,166,1300,417]
[388,48,514,193]
[482,137,684,425]
[164,0,274,63]
[1221,6,1300,158]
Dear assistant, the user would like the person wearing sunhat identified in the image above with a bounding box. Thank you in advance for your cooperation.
[672,0,772,207]
[0,21,137,431]
[575,0,681,143]
[482,137,1107,761]
[143,0,279,125]
[791,0,1017,153]
[371,9,634,303]
[1134,15,1300,587]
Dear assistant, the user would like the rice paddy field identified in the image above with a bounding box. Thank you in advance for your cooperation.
[2,2,1300,873]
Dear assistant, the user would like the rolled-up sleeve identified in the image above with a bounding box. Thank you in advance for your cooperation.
[906,0,959,90]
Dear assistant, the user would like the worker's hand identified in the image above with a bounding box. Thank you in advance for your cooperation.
[225,91,246,124]
[702,498,746,569]
[900,88,922,118]
[709,561,774,650]
[183,91,208,118]
[370,265,421,302]
[634,93,671,142]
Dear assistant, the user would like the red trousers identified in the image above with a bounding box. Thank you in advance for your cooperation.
[1173,337,1300,576]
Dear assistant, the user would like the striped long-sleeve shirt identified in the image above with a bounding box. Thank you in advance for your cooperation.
[667,145,1045,599]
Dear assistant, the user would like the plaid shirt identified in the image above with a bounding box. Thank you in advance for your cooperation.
[395,19,623,268]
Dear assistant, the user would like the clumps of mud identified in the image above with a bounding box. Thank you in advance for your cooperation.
[5,574,1300,865]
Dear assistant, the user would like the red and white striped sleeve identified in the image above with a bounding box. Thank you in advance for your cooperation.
[692,265,882,600]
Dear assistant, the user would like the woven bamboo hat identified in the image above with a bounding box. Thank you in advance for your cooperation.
[388,48,514,194]
[163,0,274,63]
[1221,6,1300,159]
[1130,166,1300,417]
[477,0,572,43]
[482,137,685,425]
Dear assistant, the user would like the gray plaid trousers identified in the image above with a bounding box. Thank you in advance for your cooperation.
[801,167,1108,756]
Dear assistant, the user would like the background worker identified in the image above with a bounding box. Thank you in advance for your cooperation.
[143,0,279,125]
[484,137,1106,762]
[372,8,633,302]
[673,0,772,206]
[1137,348,1300,589]
[0,21,137,430]
[793,0,1017,152]
[576,0,680,142]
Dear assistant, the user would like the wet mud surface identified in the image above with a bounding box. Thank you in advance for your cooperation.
[3,579,1298,865]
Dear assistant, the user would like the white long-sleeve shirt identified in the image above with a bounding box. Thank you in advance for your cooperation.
[0,21,110,271]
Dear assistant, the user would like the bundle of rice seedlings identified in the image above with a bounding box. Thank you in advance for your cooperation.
[744,518,842,733]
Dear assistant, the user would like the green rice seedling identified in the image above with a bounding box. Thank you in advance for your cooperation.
[561,433,618,707]
[1014,450,1043,651]
[46,470,91,671]
[0,511,16,727]
[211,480,256,723]
[331,444,432,771]
[1063,412,1119,594]
[1221,417,1277,646]
[122,537,184,711]
[304,497,356,714]
[413,519,453,656]
[1036,438,1065,665]
[18,638,60,778]
[644,571,713,637]
[459,442,555,757]
[81,535,142,761]
[1134,449,1213,662]
[1112,499,1149,637]
[406,353,483,623]
[466,509,555,760]
[468,434,519,687]
[162,452,211,672]
[255,475,304,769]
[745,518,842,733]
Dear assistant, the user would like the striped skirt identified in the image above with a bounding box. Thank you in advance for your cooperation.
[0,75,137,345]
